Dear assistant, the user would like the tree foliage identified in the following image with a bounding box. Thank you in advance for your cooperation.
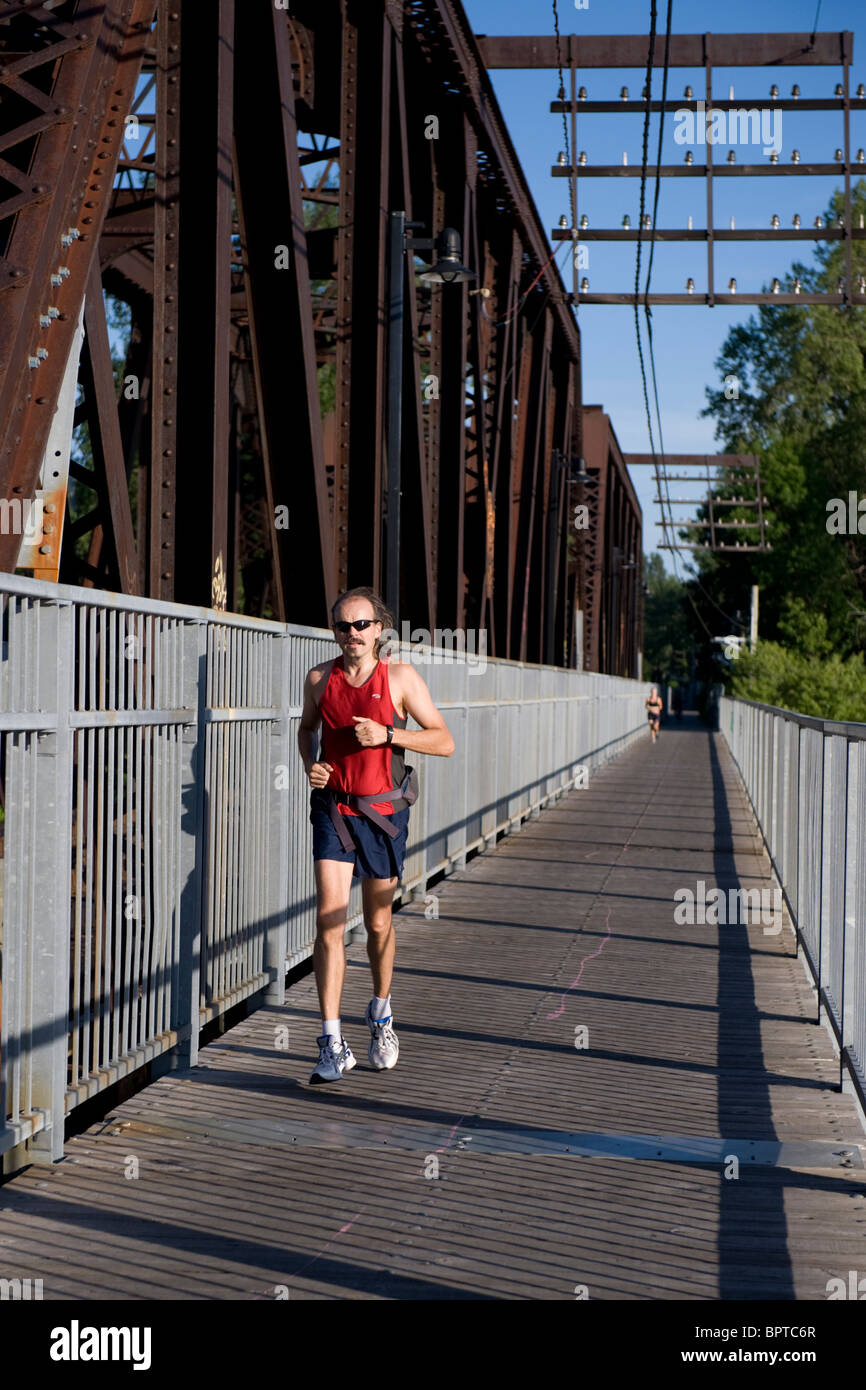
[696,180,866,661]
[689,180,866,717]
[642,552,695,682]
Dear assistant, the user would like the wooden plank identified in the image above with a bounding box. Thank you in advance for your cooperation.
[1,718,865,1300]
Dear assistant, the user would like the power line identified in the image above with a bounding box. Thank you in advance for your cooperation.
[633,3,663,542]
[480,237,571,329]
[642,0,677,561]
[634,1,739,644]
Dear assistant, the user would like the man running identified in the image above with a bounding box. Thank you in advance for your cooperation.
[646,685,663,743]
[298,586,455,1084]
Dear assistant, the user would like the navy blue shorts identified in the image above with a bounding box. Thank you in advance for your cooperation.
[310,791,410,881]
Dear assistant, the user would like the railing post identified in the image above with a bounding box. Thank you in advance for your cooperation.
[263,630,290,1004]
[169,617,208,1069]
[842,737,866,1098]
[22,599,75,1163]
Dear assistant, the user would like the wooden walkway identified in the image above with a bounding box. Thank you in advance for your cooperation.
[2,715,865,1300]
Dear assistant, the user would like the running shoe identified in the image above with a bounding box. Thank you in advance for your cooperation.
[364,1002,399,1071]
[309,1034,356,1084]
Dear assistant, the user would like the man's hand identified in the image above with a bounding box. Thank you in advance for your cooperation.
[308,760,335,789]
[351,716,388,747]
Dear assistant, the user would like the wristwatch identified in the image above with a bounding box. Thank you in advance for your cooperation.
[385,723,394,745]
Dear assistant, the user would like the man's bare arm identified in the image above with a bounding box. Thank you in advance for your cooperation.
[298,667,334,787]
[344,665,455,756]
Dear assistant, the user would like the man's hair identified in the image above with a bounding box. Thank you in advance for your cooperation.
[331,586,394,658]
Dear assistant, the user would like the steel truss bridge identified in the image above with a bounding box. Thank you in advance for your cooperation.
[0,0,643,674]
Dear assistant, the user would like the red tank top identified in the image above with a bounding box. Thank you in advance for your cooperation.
[318,658,407,816]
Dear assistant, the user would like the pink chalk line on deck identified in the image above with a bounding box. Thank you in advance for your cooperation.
[545,906,613,1020]
[289,1206,367,1282]
[435,1113,468,1156]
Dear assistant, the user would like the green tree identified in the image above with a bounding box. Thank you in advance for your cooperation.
[642,552,695,682]
[698,179,866,659]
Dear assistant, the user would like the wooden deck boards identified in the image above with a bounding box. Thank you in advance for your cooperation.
[2,716,865,1300]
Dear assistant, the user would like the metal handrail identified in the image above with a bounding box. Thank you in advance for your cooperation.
[720,694,866,1119]
[723,692,866,741]
[0,573,648,1172]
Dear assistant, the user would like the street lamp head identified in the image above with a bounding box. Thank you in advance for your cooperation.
[418,227,476,285]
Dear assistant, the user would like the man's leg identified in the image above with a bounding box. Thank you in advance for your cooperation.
[313,858,355,1020]
[361,875,398,998]
[361,875,400,1071]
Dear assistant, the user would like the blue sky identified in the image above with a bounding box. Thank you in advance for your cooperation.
[462,0,866,567]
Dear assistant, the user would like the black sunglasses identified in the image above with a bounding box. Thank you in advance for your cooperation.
[334,619,380,634]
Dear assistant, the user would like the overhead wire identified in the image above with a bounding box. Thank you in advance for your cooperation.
[643,0,678,562]
[631,3,718,642]
[480,238,571,329]
[633,2,681,567]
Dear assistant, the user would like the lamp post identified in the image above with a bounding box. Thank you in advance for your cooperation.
[386,215,475,616]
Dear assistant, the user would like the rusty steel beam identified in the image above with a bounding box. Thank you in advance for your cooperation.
[147,3,180,602]
[344,6,393,599]
[477,32,854,69]
[234,0,334,623]
[172,0,234,611]
[79,259,139,593]
[486,229,521,659]
[580,406,642,676]
[0,0,155,573]
[393,27,434,631]
[0,0,607,669]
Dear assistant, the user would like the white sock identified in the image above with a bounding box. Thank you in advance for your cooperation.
[370,995,391,1021]
[322,1018,341,1039]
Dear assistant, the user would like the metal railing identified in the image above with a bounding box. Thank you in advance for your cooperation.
[0,571,647,1169]
[720,695,866,1112]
